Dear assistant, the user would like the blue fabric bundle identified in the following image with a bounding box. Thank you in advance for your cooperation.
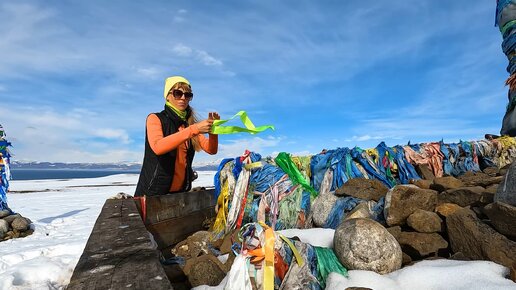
[497,0,516,75]
[249,163,286,193]
[375,142,397,187]
[392,145,420,183]
[440,141,454,176]
[213,158,233,199]
[0,136,12,211]
[460,141,481,173]
[350,147,393,188]
[324,196,363,229]
[310,149,335,192]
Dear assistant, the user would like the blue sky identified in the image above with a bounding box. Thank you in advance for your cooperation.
[0,1,510,164]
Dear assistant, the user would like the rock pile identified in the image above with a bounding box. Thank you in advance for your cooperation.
[170,230,236,287]
[0,210,34,241]
[334,163,516,278]
[172,162,516,285]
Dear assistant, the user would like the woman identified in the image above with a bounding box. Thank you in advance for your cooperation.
[135,76,219,196]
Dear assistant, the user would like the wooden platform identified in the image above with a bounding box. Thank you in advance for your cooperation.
[68,199,173,290]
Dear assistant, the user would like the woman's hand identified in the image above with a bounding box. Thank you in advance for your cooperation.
[195,119,214,134]
[208,112,220,120]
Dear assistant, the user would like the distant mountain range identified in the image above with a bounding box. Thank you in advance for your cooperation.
[10,160,220,171]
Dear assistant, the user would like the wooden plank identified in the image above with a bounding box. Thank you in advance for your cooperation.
[136,189,216,224]
[68,199,172,290]
[146,206,216,249]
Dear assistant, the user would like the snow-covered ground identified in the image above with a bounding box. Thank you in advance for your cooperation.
[0,172,515,290]
[0,172,215,290]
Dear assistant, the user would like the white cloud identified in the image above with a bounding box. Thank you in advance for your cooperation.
[196,50,223,66]
[173,44,193,56]
[344,135,386,142]
[172,44,223,66]
[0,106,139,162]
[270,150,312,157]
[136,67,161,78]
[95,129,131,144]
[218,136,281,156]
[174,9,188,22]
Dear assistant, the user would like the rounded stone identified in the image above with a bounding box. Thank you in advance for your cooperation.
[3,213,20,225]
[311,193,339,227]
[333,218,402,274]
[11,217,30,231]
[0,210,10,219]
[0,219,9,238]
[407,209,442,233]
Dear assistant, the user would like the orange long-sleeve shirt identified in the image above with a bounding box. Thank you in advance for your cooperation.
[146,114,218,192]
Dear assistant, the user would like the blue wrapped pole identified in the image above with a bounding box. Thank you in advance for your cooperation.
[0,125,12,212]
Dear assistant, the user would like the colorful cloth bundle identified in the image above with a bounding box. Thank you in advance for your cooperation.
[224,222,347,290]
[0,125,12,211]
[212,137,516,236]
[496,0,516,135]
[497,0,516,76]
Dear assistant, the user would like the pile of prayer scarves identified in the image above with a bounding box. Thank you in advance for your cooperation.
[224,222,346,290]
[211,137,516,237]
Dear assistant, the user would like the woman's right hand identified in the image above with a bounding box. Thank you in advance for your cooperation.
[195,119,214,134]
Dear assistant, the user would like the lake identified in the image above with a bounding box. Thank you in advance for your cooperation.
[10,169,141,180]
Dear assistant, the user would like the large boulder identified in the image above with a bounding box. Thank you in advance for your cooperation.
[386,226,401,240]
[183,254,226,287]
[11,217,30,232]
[407,209,442,233]
[397,232,448,258]
[430,176,464,192]
[335,178,388,201]
[459,171,503,187]
[415,164,435,180]
[483,202,516,240]
[435,203,462,218]
[438,186,484,207]
[384,185,438,226]
[446,208,516,269]
[171,231,211,260]
[333,218,402,274]
[311,193,339,227]
[495,161,516,206]
[409,179,432,190]
[484,184,499,194]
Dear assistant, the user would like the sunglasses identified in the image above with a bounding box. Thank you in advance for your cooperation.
[170,89,194,100]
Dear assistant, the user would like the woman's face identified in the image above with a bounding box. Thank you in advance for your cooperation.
[167,88,192,111]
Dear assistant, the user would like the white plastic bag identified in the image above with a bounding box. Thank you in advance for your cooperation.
[224,254,252,290]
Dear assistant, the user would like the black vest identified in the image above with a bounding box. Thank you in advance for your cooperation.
[135,106,195,196]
